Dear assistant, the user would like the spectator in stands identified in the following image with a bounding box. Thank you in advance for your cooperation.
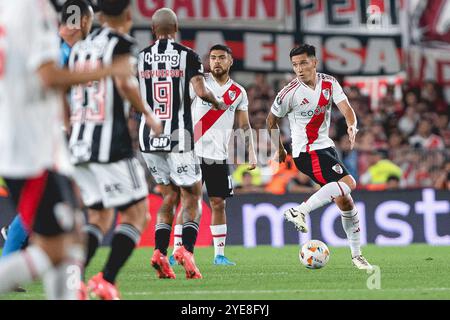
[409,119,445,150]
[398,105,419,137]
[421,81,448,114]
[337,135,359,180]
[287,172,318,194]
[265,155,298,195]
[359,149,403,188]
[234,171,265,194]
[385,175,401,190]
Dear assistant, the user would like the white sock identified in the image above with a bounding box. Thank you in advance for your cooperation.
[43,245,85,300]
[298,181,351,213]
[172,224,183,255]
[210,224,227,257]
[0,246,52,294]
[341,207,362,257]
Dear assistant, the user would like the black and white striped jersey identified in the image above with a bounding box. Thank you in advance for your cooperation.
[68,27,138,165]
[138,39,204,153]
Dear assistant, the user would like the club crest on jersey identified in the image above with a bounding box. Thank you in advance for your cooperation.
[229,90,236,101]
[322,88,330,100]
[332,164,343,174]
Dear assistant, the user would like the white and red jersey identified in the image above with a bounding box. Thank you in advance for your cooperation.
[271,73,348,157]
[192,73,248,160]
[0,0,71,178]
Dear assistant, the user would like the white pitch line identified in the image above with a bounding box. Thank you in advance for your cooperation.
[124,287,450,296]
[6,287,450,299]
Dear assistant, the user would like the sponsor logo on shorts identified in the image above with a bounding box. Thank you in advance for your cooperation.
[177,165,189,174]
[332,164,343,174]
[104,183,124,195]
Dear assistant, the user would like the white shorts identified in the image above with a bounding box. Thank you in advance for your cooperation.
[141,151,201,187]
[73,158,148,209]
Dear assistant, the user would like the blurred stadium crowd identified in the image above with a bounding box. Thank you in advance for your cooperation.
[230,73,450,194]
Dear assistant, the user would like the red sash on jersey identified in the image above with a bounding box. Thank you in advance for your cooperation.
[193,83,242,143]
[305,81,333,185]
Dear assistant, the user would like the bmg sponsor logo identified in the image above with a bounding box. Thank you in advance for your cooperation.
[144,51,180,68]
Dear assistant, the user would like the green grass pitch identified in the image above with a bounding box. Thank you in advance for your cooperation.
[2,244,450,300]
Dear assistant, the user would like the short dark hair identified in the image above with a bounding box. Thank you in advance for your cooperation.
[99,0,130,16]
[209,44,233,55]
[61,0,93,24]
[290,44,316,59]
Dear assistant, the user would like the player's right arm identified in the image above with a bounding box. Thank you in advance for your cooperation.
[266,112,287,163]
[190,75,227,110]
[266,89,291,163]
[37,57,133,91]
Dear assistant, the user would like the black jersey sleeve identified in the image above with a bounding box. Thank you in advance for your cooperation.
[112,35,139,58]
[186,50,204,80]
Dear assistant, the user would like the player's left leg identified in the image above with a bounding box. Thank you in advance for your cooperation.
[86,158,149,299]
[286,148,356,232]
[334,194,372,270]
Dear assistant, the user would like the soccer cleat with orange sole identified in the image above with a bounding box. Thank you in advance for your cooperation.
[174,247,203,279]
[151,249,176,279]
[87,272,120,300]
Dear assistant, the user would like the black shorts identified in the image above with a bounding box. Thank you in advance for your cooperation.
[5,171,79,237]
[293,147,350,186]
[200,158,233,199]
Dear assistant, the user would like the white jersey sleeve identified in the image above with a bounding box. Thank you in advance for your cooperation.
[331,77,348,105]
[27,0,60,71]
[237,86,249,111]
[271,81,297,118]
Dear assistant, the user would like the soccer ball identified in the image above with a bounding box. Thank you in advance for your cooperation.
[299,240,330,269]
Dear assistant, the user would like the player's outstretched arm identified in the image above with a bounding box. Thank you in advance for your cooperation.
[237,110,257,170]
[336,100,358,150]
[190,75,227,110]
[266,112,287,163]
[37,56,133,91]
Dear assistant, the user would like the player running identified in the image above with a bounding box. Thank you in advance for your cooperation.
[266,44,372,270]
[139,8,228,279]
[0,0,96,282]
[67,0,162,299]
[169,44,257,266]
[0,0,133,299]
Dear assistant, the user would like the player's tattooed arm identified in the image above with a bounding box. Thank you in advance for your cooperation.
[266,112,287,163]
[190,75,227,110]
[237,110,257,170]
[336,100,358,150]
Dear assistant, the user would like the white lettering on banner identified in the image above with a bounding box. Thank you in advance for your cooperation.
[242,202,299,247]
[408,46,450,103]
[326,37,363,73]
[321,203,367,247]
[240,189,449,247]
[304,35,401,75]
[134,0,285,21]
[415,189,450,245]
[375,201,413,245]
[364,38,400,74]
[244,33,273,70]
[194,32,225,60]
[276,34,295,70]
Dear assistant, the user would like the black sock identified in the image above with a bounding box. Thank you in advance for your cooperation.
[182,222,199,253]
[103,224,140,284]
[84,224,103,270]
[155,223,172,256]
